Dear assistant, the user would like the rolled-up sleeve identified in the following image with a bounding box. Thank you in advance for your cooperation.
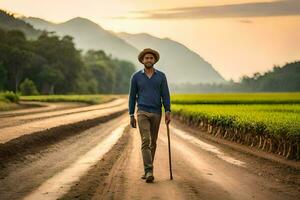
[128,74,137,116]
[161,74,171,113]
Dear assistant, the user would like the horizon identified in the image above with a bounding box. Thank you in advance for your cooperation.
[0,0,299,81]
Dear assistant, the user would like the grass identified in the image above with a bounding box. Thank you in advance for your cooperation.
[0,91,20,111]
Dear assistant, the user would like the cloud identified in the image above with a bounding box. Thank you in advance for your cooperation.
[114,0,300,19]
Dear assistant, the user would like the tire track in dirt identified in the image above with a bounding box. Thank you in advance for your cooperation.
[0,98,121,129]
[0,98,127,144]
[0,113,130,200]
[0,109,126,171]
[0,101,88,118]
[59,114,300,200]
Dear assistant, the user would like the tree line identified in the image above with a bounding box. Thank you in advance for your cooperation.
[0,27,136,95]
[170,61,300,93]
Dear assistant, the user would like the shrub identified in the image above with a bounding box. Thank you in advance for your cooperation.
[19,78,39,96]
[0,91,19,103]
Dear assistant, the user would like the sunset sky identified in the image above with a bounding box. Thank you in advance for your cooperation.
[0,0,299,81]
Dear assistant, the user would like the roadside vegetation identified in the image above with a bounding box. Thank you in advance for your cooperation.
[171,93,300,160]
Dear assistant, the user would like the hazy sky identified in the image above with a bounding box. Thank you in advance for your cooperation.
[1,0,299,81]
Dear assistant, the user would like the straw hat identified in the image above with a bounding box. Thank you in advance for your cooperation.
[138,48,160,64]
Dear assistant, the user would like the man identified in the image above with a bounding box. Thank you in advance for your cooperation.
[128,48,171,183]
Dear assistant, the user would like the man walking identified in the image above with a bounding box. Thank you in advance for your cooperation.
[128,48,171,183]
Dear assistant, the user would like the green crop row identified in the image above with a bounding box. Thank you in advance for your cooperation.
[171,92,300,104]
[172,104,300,137]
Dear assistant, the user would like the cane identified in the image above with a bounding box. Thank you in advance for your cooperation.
[166,122,173,180]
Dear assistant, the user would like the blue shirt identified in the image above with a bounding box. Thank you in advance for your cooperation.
[128,67,171,116]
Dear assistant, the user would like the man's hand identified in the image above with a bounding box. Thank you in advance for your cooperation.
[165,112,171,124]
[130,116,137,128]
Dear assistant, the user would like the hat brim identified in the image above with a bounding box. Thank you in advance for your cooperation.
[138,49,160,64]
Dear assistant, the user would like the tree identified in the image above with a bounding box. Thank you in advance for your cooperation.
[0,61,7,91]
[38,64,64,94]
[32,32,84,94]
[19,78,39,95]
[0,29,32,92]
[83,50,116,93]
[113,59,136,93]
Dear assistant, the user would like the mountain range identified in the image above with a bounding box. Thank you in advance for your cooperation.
[0,10,40,39]
[0,10,226,84]
[116,32,226,84]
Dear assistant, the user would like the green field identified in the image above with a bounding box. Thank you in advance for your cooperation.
[172,104,300,137]
[171,92,300,104]
[171,92,300,160]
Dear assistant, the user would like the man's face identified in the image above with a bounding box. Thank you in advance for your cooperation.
[142,53,156,68]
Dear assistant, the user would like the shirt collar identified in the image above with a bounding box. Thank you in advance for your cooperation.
[141,68,157,74]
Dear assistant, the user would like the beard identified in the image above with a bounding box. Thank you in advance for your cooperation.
[144,62,154,68]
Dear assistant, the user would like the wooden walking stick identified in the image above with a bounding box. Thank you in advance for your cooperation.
[166,122,173,180]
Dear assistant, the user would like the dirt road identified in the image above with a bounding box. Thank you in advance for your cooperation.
[88,119,299,200]
[0,98,126,143]
[0,112,129,200]
[0,100,299,200]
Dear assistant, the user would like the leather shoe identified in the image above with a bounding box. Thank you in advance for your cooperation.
[145,171,154,183]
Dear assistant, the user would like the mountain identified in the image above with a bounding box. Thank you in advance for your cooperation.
[240,60,300,92]
[0,10,41,39]
[22,17,141,66]
[23,16,226,84]
[115,32,226,84]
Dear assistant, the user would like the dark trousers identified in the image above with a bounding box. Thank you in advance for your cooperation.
[137,109,162,174]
